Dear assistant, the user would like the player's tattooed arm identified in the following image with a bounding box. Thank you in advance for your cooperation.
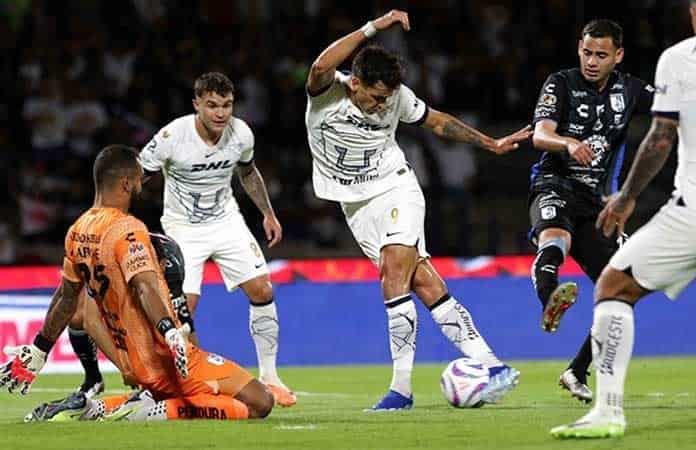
[40,278,83,341]
[237,162,283,247]
[237,162,275,217]
[621,117,678,200]
[596,117,678,237]
[424,109,532,155]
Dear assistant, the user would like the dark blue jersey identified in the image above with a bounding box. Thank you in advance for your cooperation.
[530,69,654,201]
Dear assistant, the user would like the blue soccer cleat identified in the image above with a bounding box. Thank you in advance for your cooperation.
[480,365,520,404]
[367,389,413,411]
[24,392,89,422]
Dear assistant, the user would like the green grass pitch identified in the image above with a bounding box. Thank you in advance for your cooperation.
[2,358,696,449]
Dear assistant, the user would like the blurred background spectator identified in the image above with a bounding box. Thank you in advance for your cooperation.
[1,0,690,264]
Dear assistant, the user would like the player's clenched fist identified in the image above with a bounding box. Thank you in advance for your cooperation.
[0,344,48,395]
[373,9,410,32]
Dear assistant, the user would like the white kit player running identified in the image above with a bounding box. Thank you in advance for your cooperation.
[305,10,533,410]
[552,2,696,439]
[139,72,295,407]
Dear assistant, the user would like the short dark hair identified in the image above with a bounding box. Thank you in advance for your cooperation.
[351,46,404,89]
[582,19,623,48]
[93,145,140,189]
[194,72,235,98]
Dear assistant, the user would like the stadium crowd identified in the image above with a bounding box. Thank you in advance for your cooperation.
[0,0,690,264]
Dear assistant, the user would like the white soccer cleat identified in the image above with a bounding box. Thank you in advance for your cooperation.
[559,369,592,403]
[551,407,626,439]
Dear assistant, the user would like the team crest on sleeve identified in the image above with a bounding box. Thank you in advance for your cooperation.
[541,93,557,106]
[541,206,557,220]
[610,94,625,112]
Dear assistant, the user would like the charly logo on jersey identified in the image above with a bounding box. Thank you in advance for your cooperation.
[576,104,589,118]
[571,90,588,98]
[584,134,609,167]
[610,94,625,112]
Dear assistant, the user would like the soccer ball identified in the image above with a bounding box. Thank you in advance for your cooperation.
[440,357,489,408]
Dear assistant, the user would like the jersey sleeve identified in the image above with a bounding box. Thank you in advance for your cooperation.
[651,49,680,120]
[532,73,567,125]
[62,228,81,283]
[634,79,656,115]
[139,126,175,172]
[235,119,255,164]
[306,71,345,111]
[397,84,429,125]
[111,219,159,283]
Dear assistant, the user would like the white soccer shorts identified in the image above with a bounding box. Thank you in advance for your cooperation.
[609,197,696,300]
[162,213,269,295]
[341,171,429,264]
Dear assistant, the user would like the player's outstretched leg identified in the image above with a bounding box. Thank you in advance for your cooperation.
[551,300,632,438]
[242,275,296,407]
[532,234,577,332]
[413,260,520,404]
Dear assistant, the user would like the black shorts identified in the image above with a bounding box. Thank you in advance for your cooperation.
[529,188,619,282]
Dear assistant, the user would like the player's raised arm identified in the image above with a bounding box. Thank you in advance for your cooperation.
[422,108,532,155]
[0,277,82,394]
[307,9,410,95]
[237,162,283,248]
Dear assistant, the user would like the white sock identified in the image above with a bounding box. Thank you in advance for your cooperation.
[430,295,502,368]
[249,301,280,383]
[592,300,634,418]
[386,295,417,397]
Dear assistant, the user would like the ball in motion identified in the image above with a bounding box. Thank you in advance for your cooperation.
[440,357,489,408]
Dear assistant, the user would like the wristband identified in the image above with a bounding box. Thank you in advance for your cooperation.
[33,333,55,354]
[156,317,176,337]
[361,21,377,38]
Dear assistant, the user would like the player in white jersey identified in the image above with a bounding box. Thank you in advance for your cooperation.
[139,72,295,407]
[551,1,696,439]
[305,10,533,411]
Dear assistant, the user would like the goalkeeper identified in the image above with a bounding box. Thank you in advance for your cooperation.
[0,144,274,422]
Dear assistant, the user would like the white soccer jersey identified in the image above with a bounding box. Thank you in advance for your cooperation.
[139,114,254,225]
[652,36,696,206]
[305,71,428,202]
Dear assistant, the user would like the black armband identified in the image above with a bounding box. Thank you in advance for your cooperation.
[156,317,176,337]
[33,333,56,353]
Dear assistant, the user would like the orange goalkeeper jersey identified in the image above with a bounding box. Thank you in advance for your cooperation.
[63,207,178,385]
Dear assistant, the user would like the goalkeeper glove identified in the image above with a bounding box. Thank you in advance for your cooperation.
[158,318,189,379]
[0,342,49,395]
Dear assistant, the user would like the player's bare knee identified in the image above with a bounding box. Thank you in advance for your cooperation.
[69,308,84,330]
[242,276,274,304]
[594,266,642,305]
[248,388,274,419]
